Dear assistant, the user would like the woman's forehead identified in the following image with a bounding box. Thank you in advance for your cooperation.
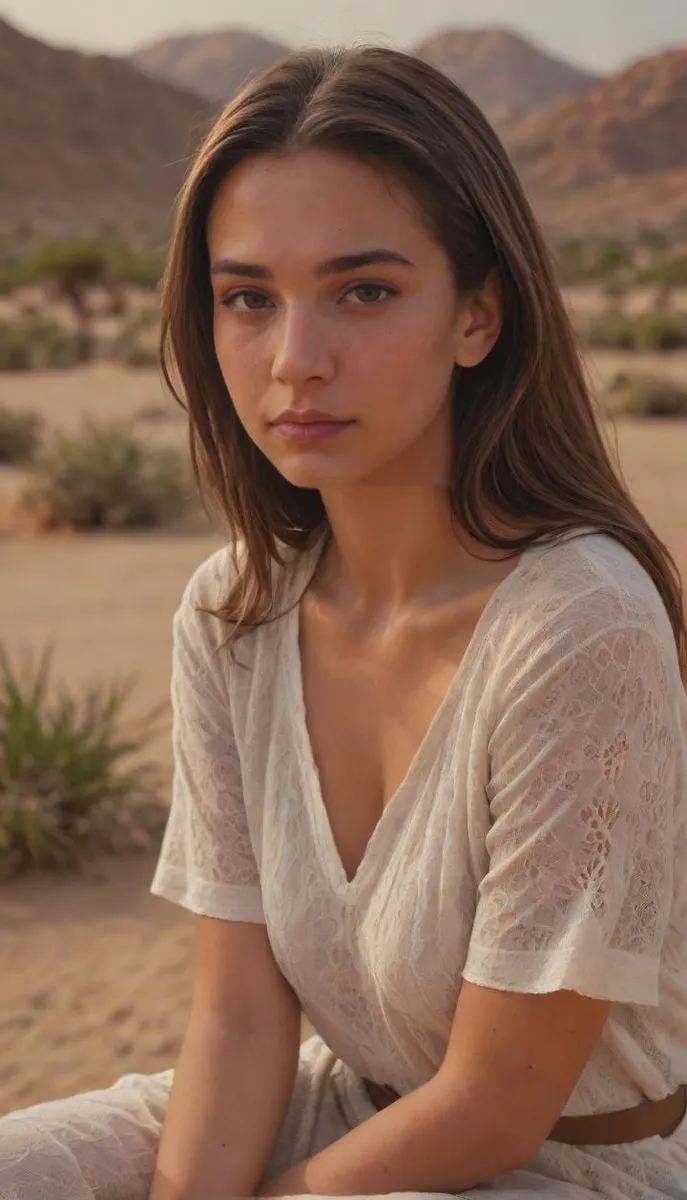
[207,151,435,267]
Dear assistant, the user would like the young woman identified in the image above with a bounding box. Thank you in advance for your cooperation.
[1,44,687,1200]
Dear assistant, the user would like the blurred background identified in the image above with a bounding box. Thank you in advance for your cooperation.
[1,1,686,1116]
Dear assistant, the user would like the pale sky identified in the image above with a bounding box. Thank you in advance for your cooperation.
[3,0,687,72]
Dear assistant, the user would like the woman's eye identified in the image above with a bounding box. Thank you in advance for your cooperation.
[222,290,273,311]
[345,284,396,305]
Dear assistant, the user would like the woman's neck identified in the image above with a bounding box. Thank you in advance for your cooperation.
[315,482,502,620]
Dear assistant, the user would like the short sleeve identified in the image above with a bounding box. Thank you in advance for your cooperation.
[150,568,265,924]
[463,616,678,1006]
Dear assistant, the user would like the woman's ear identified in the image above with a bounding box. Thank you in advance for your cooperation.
[454,269,503,368]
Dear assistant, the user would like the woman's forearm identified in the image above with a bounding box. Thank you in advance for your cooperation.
[148,1000,300,1200]
[261,1071,531,1198]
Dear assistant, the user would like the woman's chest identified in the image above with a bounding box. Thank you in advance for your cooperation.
[253,724,490,1024]
[234,608,495,1021]
[296,594,488,885]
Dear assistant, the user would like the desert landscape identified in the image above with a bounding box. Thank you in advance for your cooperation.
[1,13,687,1119]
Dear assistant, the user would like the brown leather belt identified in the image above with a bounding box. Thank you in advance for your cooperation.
[363,1078,687,1146]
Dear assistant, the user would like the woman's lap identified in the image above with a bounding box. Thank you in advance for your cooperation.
[3,1034,651,1200]
[0,1035,367,1200]
[0,1068,173,1200]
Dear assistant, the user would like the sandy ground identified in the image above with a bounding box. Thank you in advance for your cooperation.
[1,345,686,1117]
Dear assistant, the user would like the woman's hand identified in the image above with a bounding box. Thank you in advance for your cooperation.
[259,1167,307,1196]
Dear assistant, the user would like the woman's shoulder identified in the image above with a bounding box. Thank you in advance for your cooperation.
[175,538,314,653]
[492,529,681,680]
[527,529,671,621]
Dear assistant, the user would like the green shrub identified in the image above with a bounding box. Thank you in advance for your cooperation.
[634,227,669,255]
[28,238,111,289]
[0,257,36,295]
[0,317,77,371]
[639,256,687,290]
[611,373,687,418]
[0,407,42,463]
[635,314,687,352]
[585,312,687,352]
[0,644,167,877]
[0,321,33,370]
[0,239,166,299]
[110,310,160,368]
[108,245,166,291]
[24,420,192,530]
[585,312,637,350]
[604,279,630,303]
[591,238,632,279]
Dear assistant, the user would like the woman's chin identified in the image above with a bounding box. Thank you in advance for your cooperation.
[273,454,362,492]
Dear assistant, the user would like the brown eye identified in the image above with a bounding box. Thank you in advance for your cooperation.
[345,284,396,305]
[223,290,273,311]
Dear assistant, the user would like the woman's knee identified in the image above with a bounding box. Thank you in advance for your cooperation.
[0,1069,173,1200]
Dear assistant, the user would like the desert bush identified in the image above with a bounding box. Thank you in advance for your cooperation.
[23,420,192,530]
[639,256,687,291]
[585,312,687,352]
[0,257,36,295]
[28,237,164,294]
[0,644,167,877]
[108,244,166,291]
[0,317,77,371]
[585,312,637,350]
[110,309,160,368]
[556,236,634,286]
[29,239,111,287]
[610,373,687,418]
[635,314,687,352]
[134,404,171,423]
[0,407,42,463]
[112,340,159,368]
[0,320,33,370]
[634,226,670,255]
[591,238,632,280]
[603,279,630,306]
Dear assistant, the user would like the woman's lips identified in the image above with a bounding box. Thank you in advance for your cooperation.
[272,420,354,443]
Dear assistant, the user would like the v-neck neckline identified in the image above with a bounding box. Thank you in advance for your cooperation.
[285,538,539,900]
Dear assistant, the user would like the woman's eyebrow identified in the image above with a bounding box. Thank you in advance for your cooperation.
[210,249,416,280]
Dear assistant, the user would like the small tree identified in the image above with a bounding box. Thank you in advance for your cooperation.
[0,407,42,462]
[590,237,632,285]
[29,240,121,363]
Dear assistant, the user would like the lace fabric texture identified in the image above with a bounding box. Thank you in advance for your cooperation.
[151,532,687,1122]
[2,531,687,1199]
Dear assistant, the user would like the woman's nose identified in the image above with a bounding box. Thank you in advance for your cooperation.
[270,307,336,386]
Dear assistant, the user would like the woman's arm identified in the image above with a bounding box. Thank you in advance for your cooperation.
[149,914,301,1200]
[261,981,609,1197]
[267,609,674,1197]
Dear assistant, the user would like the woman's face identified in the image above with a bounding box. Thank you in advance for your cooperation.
[207,150,499,491]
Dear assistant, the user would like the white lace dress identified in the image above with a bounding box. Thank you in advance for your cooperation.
[2,531,687,1200]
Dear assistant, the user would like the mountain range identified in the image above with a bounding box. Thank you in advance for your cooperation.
[131,27,598,128]
[2,16,686,238]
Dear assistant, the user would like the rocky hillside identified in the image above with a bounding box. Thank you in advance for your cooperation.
[411,27,598,125]
[1,15,686,239]
[130,29,288,104]
[0,17,215,234]
[508,48,687,232]
[130,25,597,127]
[509,48,687,187]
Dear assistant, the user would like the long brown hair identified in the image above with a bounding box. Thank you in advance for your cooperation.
[161,44,686,671]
